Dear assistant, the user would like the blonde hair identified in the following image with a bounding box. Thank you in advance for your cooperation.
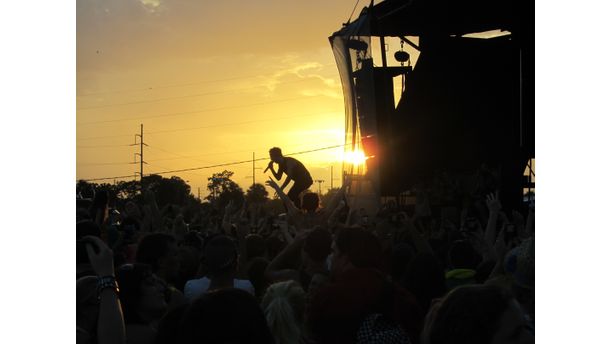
[261,280,306,344]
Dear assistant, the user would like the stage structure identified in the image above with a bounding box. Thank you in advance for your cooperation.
[330,0,534,211]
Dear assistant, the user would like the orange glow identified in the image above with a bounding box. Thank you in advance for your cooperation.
[343,150,367,166]
[76,2,354,197]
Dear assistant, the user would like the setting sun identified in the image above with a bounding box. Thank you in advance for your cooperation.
[343,150,367,166]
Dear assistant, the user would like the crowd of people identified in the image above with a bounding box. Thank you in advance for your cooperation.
[76,169,535,344]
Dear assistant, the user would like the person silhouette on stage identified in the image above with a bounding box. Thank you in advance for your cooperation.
[264,147,313,209]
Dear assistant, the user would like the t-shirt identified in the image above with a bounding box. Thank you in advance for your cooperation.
[279,157,312,184]
[183,277,255,300]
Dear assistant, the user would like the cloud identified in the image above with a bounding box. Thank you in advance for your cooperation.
[139,0,162,13]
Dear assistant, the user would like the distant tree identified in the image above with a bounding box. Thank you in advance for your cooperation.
[246,183,269,204]
[320,187,341,208]
[114,180,140,201]
[142,175,193,207]
[76,180,96,199]
[206,170,244,209]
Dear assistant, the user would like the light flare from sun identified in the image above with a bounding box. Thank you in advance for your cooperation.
[343,150,368,165]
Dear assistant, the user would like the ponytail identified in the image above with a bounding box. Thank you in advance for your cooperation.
[261,281,305,344]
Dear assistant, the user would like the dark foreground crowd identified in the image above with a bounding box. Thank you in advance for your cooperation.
[76,177,535,344]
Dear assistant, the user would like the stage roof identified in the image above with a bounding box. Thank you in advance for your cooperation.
[331,0,527,38]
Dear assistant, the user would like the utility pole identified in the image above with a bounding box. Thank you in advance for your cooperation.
[246,152,261,187]
[314,179,324,196]
[329,165,341,192]
[198,187,201,201]
[131,123,147,189]
[140,124,143,181]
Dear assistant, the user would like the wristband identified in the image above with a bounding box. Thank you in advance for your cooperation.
[97,275,119,299]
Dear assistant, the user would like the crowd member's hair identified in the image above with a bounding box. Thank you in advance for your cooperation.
[266,236,286,260]
[303,227,332,262]
[116,263,157,325]
[423,284,513,344]
[182,231,203,251]
[203,235,238,277]
[154,303,189,344]
[402,253,447,311]
[135,233,176,273]
[448,240,480,270]
[308,268,423,344]
[301,192,320,212]
[177,288,274,344]
[335,227,383,271]
[261,281,306,344]
[247,257,270,300]
[77,221,101,265]
[246,234,267,260]
[77,220,101,239]
[269,147,282,157]
[475,259,496,283]
[390,243,414,282]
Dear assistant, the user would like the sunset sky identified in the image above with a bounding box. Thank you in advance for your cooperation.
[77,0,373,196]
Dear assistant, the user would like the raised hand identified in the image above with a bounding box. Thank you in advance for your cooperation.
[83,236,115,277]
[265,177,281,190]
[486,191,502,214]
[493,227,512,263]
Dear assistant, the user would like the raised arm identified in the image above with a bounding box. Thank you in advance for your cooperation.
[525,203,534,237]
[84,236,126,344]
[266,178,300,217]
[485,192,502,245]
[321,177,350,219]
[264,229,310,283]
[144,189,163,232]
[268,161,283,181]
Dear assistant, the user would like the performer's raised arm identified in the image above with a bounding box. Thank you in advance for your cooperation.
[267,160,283,181]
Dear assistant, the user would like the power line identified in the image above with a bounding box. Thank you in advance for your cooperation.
[145,111,339,135]
[78,161,135,166]
[79,143,349,182]
[76,63,336,97]
[77,95,326,125]
[77,133,135,141]
[77,74,337,110]
[145,138,344,164]
[77,144,132,149]
[79,174,137,182]
[76,110,341,141]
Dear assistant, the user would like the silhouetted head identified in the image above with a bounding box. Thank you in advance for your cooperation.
[245,234,267,260]
[423,285,534,344]
[269,147,283,163]
[302,227,332,264]
[301,192,320,213]
[448,240,480,270]
[266,236,287,260]
[155,303,190,344]
[402,253,447,311]
[203,235,238,278]
[177,288,275,344]
[247,257,270,300]
[261,280,306,344]
[331,227,383,277]
[136,233,179,282]
[116,263,168,325]
[77,220,101,265]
